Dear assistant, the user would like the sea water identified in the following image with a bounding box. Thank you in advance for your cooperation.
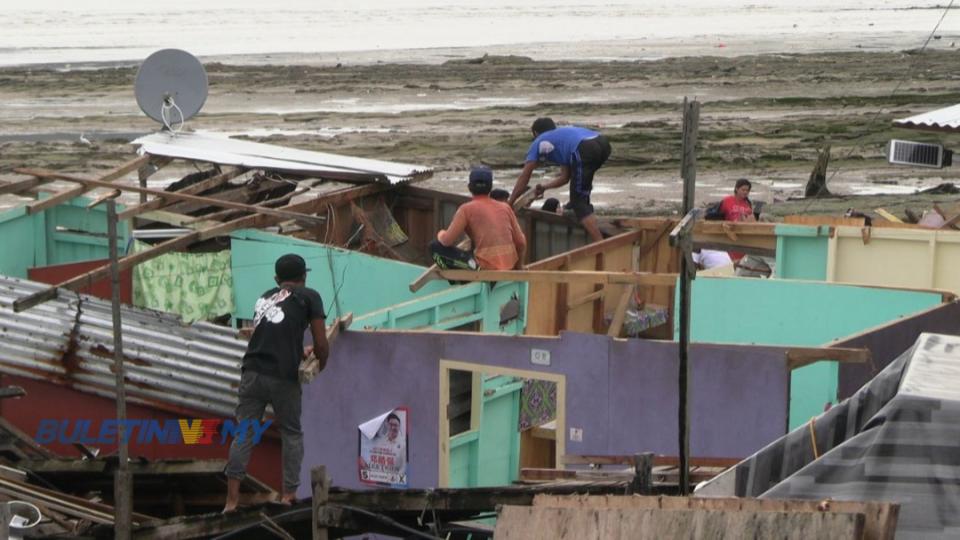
[1,0,956,67]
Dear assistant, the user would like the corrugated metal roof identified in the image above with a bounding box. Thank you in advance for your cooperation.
[0,275,244,417]
[133,131,432,184]
[893,103,960,132]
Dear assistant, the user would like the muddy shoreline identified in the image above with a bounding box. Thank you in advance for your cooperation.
[2,50,960,218]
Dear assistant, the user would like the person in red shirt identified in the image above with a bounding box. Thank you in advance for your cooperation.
[720,178,756,222]
[430,166,527,271]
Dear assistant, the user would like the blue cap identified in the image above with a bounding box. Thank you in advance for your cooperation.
[468,165,493,185]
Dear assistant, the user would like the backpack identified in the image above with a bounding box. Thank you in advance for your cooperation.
[704,201,724,221]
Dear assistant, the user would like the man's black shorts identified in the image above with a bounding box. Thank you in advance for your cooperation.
[567,135,612,220]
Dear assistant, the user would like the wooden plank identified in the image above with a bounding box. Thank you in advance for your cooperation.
[567,289,605,310]
[785,346,871,371]
[117,167,246,220]
[530,495,897,540]
[784,215,865,227]
[606,285,635,337]
[437,269,678,286]
[136,210,221,230]
[494,505,866,540]
[527,230,644,271]
[0,177,43,195]
[16,167,325,225]
[563,455,741,468]
[24,155,151,215]
[520,469,577,482]
[874,208,903,223]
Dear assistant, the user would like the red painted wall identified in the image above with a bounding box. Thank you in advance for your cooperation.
[28,259,133,305]
[0,375,283,489]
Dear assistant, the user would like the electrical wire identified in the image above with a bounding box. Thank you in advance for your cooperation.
[160,97,185,133]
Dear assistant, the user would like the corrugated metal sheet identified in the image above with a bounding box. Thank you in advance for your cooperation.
[0,275,243,417]
[133,131,432,184]
[893,103,960,132]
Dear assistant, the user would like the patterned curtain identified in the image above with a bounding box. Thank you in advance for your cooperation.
[518,379,557,431]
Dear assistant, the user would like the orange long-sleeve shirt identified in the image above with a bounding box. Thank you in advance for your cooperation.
[437,195,527,270]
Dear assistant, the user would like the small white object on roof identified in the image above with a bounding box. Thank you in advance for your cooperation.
[894,103,960,132]
[132,130,432,184]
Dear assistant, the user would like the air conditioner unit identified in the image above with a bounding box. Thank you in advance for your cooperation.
[888,139,952,168]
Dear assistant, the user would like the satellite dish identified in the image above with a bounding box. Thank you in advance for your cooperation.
[135,49,208,129]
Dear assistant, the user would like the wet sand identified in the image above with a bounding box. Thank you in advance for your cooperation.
[2,48,960,218]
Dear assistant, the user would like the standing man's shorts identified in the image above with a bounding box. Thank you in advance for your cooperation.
[566,135,612,220]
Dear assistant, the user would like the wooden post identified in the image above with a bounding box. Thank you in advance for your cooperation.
[631,453,653,495]
[108,200,132,539]
[677,97,699,496]
[312,466,330,540]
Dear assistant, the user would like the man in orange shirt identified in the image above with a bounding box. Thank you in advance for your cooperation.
[430,166,527,271]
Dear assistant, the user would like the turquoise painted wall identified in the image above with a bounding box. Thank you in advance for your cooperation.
[774,224,829,280]
[231,229,527,334]
[449,375,523,488]
[686,277,941,429]
[0,196,129,278]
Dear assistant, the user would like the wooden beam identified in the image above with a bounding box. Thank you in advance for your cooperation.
[606,285,635,337]
[528,230,644,271]
[117,167,246,220]
[24,155,151,215]
[563,455,741,468]
[0,177,43,196]
[437,269,678,287]
[136,210,221,230]
[785,346,871,371]
[16,168,325,225]
[568,289,605,310]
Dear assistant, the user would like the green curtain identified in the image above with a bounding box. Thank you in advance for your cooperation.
[132,241,235,323]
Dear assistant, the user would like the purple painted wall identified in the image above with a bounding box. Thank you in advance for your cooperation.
[834,302,960,399]
[298,330,792,496]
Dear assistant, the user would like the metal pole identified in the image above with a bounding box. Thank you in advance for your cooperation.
[678,97,699,495]
[108,199,132,538]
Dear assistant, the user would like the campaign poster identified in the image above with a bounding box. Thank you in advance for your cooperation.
[358,407,409,487]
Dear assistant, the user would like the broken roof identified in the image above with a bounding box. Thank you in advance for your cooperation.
[133,131,432,183]
[893,103,960,133]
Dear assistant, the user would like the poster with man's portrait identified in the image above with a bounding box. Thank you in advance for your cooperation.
[358,407,408,487]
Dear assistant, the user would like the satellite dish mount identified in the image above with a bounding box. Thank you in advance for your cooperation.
[135,49,208,133]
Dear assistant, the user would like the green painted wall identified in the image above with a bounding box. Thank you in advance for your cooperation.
[449,375,523,488]
[687,277,941,429]
[0,196,129,278]
[231,229,526,334]
[775,224,830,280]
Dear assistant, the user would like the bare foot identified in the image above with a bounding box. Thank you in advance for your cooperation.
[223,477,241,513]
[279,492,297,506]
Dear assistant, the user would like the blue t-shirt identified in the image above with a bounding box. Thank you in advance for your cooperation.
[525,126,600,166]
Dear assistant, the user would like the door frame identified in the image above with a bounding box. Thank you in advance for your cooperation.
[438,359,566,487]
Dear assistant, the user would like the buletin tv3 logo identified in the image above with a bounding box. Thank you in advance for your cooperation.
[34,419,272,445]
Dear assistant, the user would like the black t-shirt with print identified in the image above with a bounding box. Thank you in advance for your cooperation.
[243,285,326,382]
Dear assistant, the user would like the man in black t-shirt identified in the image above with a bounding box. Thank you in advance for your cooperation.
[224,253,329,511]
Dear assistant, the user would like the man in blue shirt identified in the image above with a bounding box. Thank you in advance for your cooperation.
[508,117,612,242]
